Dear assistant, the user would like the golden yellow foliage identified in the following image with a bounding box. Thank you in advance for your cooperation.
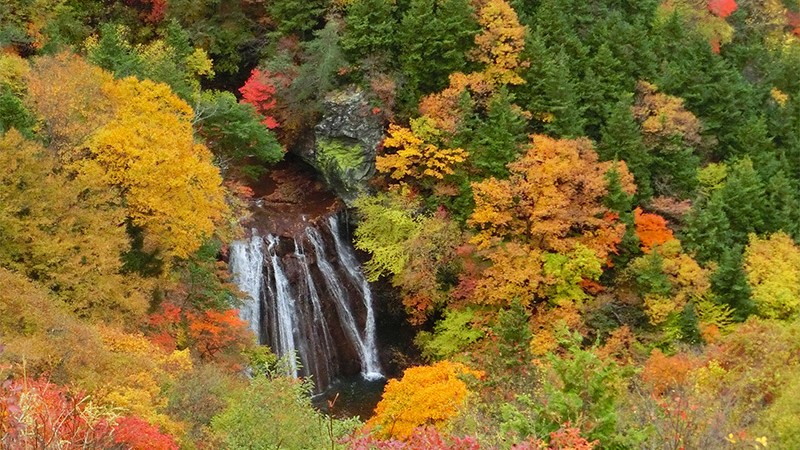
[367,361,482,440]
[79,76,228,259]
[0,130,149,321]
[377,116,468,183]
[633,81,702,149]
[471,0,528,85]
[25,53,115,150]
[0,52,30,93]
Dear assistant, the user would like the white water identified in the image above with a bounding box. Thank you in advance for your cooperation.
[327,217,383,379]
[229,216,383,388]
[228,232,264,340]
[265,235,300,377]
[294,238,334,383]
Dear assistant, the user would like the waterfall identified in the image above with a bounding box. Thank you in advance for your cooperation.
[228,233,264,340]
[229,214,383,390]
[327,216,382,379]
[265,235,300,377]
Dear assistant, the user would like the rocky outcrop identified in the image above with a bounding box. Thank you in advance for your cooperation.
[293,87,384,205]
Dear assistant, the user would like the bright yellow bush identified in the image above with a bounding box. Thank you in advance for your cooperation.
[367,361,482,439]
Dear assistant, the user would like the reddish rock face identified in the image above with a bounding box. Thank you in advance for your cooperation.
[247,156,343,238]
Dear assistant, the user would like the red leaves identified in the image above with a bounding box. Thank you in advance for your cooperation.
[114,416,179,450]
[708,0,737,18]
[347,427,481,449]
[1,378,115,449]
[239,69,280,129]
[124,0,168,23]
[788,10,800,38]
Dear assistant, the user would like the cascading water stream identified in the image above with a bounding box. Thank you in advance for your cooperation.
[228,233,264,339]
[294,238,334,385]
[306,226,379,381]
[327,216,382,379]
[229,213,383,390]
[265,235,300,377]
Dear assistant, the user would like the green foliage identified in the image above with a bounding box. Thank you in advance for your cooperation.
[342,0,398,63]
[353,193,421,281]
[599,95,653,201]
[542,245,603,304]
[194,90,283,175]
[211,374,360,450]
[268,0,328,38]
[416,308,484,361]
[500,329,631,446]
[397,0,479,99]
[494,300,532,370]
[457,87,528,179]
[317,139,364,172]
[0,88,36,137]
[86,21,214,100]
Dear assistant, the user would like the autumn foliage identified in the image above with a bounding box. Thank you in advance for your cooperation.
[367,361,482,440]
[239,69,281,129]
[634,208,675,253]
[470,134,633,260]
[377,117,469,184]
[708,0,737,18]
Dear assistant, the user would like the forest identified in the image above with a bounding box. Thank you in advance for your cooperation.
[2,0,800,448]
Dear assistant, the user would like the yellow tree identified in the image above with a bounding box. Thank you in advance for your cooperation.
[471,0,528,86]
[78,76,228,259]
[744,232,800,320]
[376,116,468,185]
[25,53,115,150]
[367,361,482,439]
[0,130,148,321]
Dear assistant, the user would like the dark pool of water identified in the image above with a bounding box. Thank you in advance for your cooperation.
[313,375,388,420]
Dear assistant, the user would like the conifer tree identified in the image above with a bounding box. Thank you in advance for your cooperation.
[721,158,768,243]
[397,0,478,99]
[599,95,653,201]
[341,0,398,63]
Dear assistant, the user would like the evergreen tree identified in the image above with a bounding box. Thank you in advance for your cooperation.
[581,43,627,137]
[682,191,733,264]
[764,169,800,239]
[710,244,754,321]
[341,0,398,63]
[599,95,653,201]
[604,164,641,269]
[397,0,478,99]
[721,157,768,243]
[464,88,528,179]
[268,0,327,38]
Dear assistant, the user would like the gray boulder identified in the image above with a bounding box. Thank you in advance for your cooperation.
[293,87,384,205]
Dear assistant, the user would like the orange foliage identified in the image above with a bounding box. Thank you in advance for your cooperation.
[469,134,633,260]
[188,309,252,363]
[367,361,483,440]
[634,207,675,253]
[594,326,637,365]
[641,349,702,396]
[708,0,737,18]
